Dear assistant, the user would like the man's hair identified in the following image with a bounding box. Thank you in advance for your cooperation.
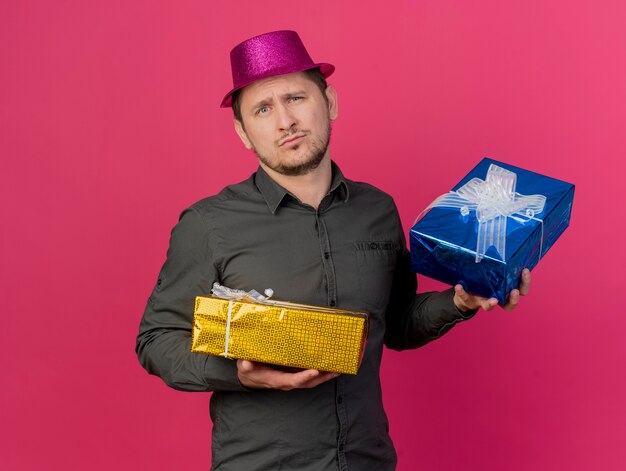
[232,68,329,124]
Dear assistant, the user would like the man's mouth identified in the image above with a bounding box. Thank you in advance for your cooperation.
[279,133,306,147]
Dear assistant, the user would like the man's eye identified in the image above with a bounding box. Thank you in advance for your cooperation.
[290,96,303,102]
[257,106,269,115]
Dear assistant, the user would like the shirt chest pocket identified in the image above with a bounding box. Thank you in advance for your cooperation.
[354,241,398,313]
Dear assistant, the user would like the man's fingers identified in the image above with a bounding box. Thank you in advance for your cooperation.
[519,268,531,296]
[288,368,320,385]
[454,284,472,299]
[480,298,499,311]
[237,360,338,390]
[455,284,498,312]
[499,269,530,312]
[502,289,520,312]
[453,284,476,310]
[237,359,254,373]
[278,369,339,390]
[298,371,339,389]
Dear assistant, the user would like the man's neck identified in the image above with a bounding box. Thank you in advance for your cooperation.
[260,158,332,209]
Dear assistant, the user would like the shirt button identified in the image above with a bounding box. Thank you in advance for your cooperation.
[369,242,378,249]
[330,300,336,306]
[337,395,343,404]
[324,252,330,259]
[338,443,345,452]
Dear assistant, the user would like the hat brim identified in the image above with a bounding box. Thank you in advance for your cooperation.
[220,62,335,108]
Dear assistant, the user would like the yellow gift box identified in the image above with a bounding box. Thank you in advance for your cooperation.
[192,295,368,375]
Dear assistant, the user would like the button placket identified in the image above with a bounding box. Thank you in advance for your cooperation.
[315,212,337,308]
[336,375,348,470]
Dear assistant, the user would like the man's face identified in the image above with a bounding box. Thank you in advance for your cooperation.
[234,71,338,177]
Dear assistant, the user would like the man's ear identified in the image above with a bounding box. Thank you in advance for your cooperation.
[234,119,253,149]
[325,84,338,120]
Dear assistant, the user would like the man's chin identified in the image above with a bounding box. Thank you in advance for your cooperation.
[257,151,327,177]
[273,159,322,176]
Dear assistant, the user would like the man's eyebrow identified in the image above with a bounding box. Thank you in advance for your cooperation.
[248,90,309,113]
[248,97,274,112]
[283,90,307,97]
[249,97,273,111]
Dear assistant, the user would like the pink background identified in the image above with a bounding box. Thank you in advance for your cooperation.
[2,1,625,469]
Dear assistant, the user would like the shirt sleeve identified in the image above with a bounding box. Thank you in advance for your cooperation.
[135,206,247,392]
[383,206,477,351]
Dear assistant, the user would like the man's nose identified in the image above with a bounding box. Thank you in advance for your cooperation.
[275,103,297,131]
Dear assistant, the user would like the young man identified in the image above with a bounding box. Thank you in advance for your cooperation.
[136,30,530,470]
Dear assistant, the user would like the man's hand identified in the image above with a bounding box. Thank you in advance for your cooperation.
[237,360,339,391]
[453,268,531,313]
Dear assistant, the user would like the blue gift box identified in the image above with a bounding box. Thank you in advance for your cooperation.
[409,158,575,304]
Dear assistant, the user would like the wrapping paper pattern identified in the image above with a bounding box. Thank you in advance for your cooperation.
[192,296,368,375]
[410,158,575,303]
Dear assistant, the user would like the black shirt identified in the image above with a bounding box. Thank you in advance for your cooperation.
[136,163,473,470]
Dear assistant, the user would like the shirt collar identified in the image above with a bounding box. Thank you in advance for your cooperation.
[254,161,350,214]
